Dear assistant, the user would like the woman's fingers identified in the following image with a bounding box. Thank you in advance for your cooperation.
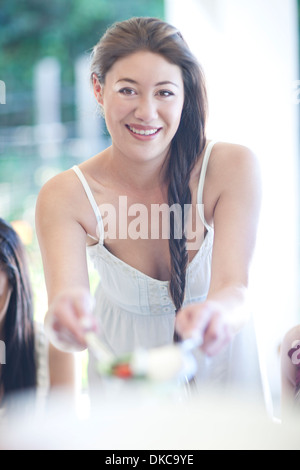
[203,313,233,356]
[46,288,97,351]
[175,301,233,356]
[175,303,211,340]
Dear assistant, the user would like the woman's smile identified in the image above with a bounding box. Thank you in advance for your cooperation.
[125,124,163,140]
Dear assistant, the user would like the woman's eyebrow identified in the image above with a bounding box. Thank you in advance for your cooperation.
[116,78,179,87]
[156,81,179,88]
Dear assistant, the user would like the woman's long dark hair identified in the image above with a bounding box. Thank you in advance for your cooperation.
[91,18,208,336]
[0,219,36,398]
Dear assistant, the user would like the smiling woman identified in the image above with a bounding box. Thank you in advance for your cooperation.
[92,50,185,164]
[36,17,263,401]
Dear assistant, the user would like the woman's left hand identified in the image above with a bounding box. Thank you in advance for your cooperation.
[175,300,235,356]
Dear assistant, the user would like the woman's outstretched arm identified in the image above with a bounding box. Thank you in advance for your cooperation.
[176,143,262,355]
[36,170,96,351]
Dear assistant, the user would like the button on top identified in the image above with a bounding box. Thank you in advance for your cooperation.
[160,285,168,292]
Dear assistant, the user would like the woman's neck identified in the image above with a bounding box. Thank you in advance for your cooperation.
[105,145,169,191]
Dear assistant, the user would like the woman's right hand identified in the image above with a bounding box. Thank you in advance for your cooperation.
[44,287,97,353]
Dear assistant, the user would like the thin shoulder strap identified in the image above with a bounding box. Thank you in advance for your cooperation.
[72,165,104,243]
[197,140,217,231]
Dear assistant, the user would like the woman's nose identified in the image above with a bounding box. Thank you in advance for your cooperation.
[134,96,158,122]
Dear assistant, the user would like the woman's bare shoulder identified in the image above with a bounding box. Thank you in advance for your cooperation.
[211,141,258,164]
[191,141,259,194]
[35,167,87,231]
[37,165,91,218]
[208,141,261,183]
[37,168,79,201]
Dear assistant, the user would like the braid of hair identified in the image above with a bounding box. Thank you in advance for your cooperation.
[168,129,195,342]
[168,148,190,343]
[168,142,191,312]
[167,74,207,342]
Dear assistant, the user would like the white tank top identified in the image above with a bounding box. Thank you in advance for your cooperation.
[72,141,265,399]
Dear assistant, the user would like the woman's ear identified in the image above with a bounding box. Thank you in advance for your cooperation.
[92,73,104,106]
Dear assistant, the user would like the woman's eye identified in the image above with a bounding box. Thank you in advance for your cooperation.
[119,88,136,96]
[158,90,174,97]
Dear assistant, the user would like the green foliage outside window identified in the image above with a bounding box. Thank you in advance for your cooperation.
[0,0,165,94]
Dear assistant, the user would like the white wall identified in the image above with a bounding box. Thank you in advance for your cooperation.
[166,0,300,410]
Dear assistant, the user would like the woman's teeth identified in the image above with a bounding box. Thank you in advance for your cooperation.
[128,126,159,136]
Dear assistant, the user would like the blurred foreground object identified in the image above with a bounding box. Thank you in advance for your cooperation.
[0,385,299,450]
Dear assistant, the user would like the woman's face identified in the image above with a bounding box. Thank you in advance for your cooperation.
[0,268,11,326]
[95,51,185,164]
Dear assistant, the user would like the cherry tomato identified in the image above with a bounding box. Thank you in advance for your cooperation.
[112,363,133,378]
